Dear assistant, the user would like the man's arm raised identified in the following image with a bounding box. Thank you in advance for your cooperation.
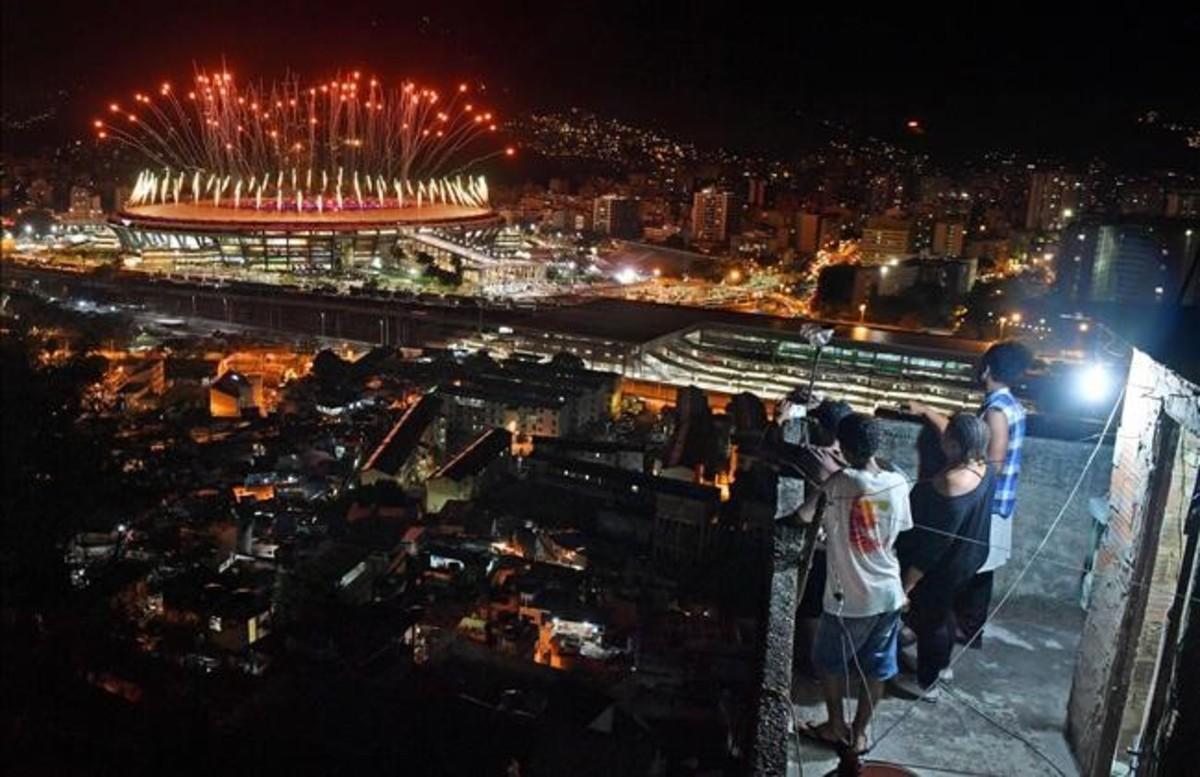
[906,401,949,433]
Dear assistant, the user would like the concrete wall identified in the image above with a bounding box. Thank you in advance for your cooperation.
[1067,350,1200,776]
[876,417,1114,608]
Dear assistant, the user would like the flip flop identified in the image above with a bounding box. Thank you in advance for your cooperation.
[797,720,850,749]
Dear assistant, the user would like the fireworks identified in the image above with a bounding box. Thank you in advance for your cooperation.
[96,67,504,212]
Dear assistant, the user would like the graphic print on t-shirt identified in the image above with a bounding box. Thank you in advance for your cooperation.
[849,497,883,553]
[820,469,911,617]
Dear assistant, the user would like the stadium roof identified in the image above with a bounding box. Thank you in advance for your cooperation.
[518,298,992,357]
[115,202,499,232]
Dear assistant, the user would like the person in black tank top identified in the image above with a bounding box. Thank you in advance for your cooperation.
[895,414,995,692]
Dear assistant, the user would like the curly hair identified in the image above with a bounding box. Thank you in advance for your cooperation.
[836,412,881,467]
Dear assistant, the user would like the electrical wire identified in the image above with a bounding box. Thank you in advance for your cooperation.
[839,605,856,742]
[867,381,1126,758]
[836,608,881,752]
[944,686,1070,777]
[903,522,1200,608]
[782,403,1199,608]
[784,452,1061,503]
[790,321,1188,773]
[819,473,899,755]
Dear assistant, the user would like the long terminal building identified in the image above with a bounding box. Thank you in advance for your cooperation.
[5,262,996,417]
[453,298,990,415]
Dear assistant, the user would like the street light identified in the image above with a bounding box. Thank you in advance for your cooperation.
[998,315,1009,337]
[858,302,867,322]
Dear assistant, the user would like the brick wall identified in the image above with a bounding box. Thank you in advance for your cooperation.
[1116,427,1200,762]
[1067,349,1200,776]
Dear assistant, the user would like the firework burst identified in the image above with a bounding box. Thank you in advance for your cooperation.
[96,67,505,212]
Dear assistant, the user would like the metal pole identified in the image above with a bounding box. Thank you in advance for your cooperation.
[807,346,824,400]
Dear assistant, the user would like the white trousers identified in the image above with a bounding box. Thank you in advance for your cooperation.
[979,513,1012,573]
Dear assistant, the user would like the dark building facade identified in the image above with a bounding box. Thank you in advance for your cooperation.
[1057,218,1200,307]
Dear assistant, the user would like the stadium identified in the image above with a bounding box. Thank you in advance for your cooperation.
[100,67,512,274]
[111,200,504,271]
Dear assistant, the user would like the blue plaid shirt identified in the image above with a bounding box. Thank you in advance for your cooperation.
[980,387,1025,520]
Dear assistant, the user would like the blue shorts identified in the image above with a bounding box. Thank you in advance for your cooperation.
[812,610,901,681]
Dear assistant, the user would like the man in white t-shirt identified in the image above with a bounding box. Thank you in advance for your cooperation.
[796,412,913,755]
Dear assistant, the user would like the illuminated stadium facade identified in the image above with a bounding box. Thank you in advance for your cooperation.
[110,202,504,271]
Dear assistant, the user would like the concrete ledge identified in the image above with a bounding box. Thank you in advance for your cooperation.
[749,522,812,776]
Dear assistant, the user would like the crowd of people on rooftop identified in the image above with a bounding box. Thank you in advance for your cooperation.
[785,340,1034,756]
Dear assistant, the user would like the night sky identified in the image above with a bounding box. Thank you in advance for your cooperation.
[3,1,1198,163]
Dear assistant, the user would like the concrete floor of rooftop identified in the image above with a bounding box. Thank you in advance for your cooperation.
[791,601,1084,777]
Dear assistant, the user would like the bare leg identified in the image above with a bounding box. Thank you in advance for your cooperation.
[795,617,820,676]
[817,673,851,741]
[851,678,884,752]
